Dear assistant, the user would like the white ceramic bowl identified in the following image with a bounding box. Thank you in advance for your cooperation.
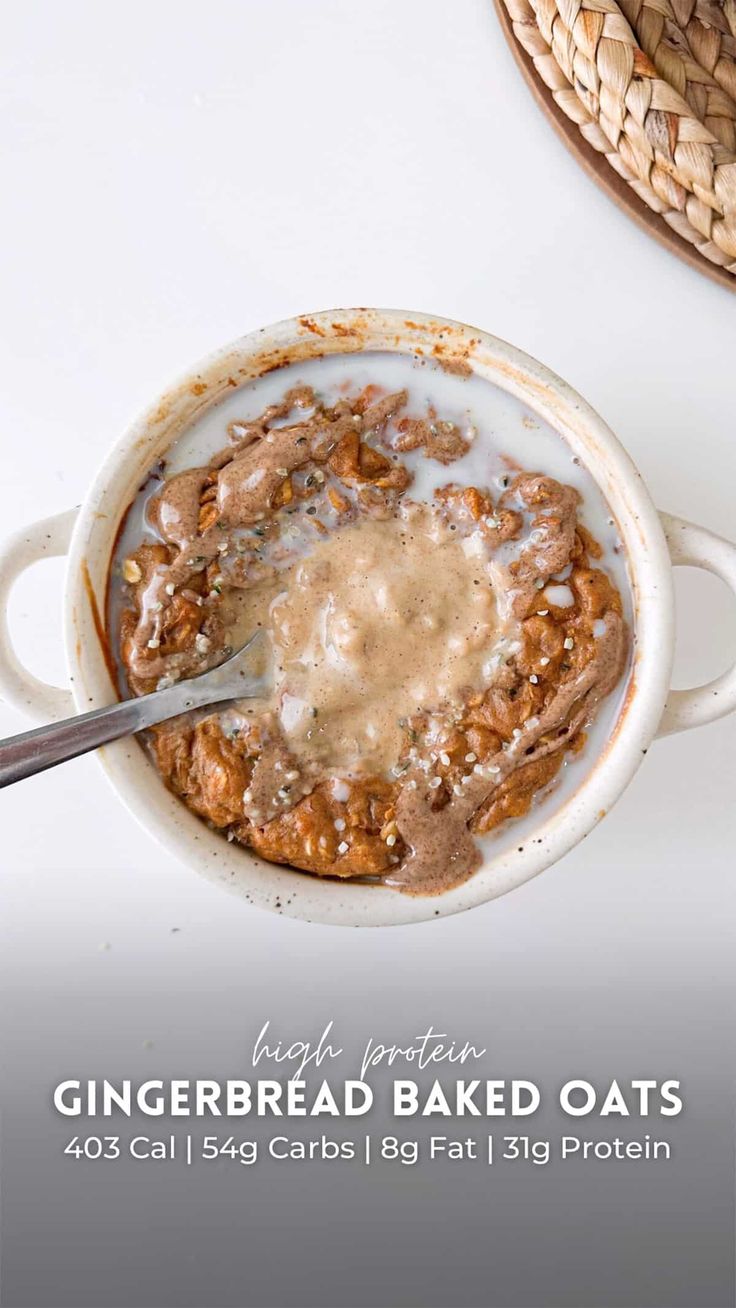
[2,309,736,926]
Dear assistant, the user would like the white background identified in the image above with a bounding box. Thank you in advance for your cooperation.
[2,0,736,1027]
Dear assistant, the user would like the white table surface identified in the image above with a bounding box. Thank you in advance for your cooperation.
[3,0,736,1001]
[3,0,736,1030]
[1,5,735,1304]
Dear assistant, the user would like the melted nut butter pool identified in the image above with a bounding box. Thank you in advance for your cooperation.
[109,351,632,896]
[269,506,513,776]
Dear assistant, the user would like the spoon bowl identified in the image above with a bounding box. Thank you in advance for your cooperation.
[0,631,269,788]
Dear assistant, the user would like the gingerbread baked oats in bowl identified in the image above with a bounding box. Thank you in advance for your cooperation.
[2,310,736,924]
[109,356,630,898]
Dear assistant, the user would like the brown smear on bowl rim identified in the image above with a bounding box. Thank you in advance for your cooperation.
[82,557,119,694]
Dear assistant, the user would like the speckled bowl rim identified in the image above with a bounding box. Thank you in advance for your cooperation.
[65,308,673,926]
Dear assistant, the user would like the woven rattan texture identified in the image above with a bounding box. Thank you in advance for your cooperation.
[500,0,736,280]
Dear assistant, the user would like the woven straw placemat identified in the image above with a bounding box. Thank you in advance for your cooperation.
[494,0,736,291]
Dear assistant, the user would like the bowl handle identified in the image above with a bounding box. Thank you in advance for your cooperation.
[0,508,78,722]
[657,511,736,737]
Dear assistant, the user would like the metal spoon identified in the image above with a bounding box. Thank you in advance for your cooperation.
[0,633,268,788]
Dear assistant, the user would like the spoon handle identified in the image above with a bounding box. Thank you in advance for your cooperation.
[0,684,186,788]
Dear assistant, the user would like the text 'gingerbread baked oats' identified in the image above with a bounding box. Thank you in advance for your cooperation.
[109,354,630,896]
